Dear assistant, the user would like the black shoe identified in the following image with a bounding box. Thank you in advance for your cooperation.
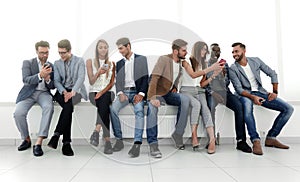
[33,145,43,157]
[104,141,113,155]
[18,140,31,151]
[236,141,252,153]
[62,143,74,156]
[90,131,100,147]
[128,144,141,158]
[149,143,162,158]
[171,132,185,150]
[113,139,124,152]
[48,135,59,149]
[205,139,218,149]
[192,144,200,151]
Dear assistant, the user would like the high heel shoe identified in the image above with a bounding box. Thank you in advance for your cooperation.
[192,144,200,151]
[207,138,216,154]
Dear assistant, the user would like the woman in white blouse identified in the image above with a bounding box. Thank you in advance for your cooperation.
[86,39,115,154]
[180,41,221,154]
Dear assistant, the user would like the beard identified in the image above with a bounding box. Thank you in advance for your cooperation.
[177,54,186,59]
[234,52,244,62]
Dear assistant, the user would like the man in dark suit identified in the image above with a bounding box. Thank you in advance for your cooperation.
[14,40,55,157]
[47,39,87,156]
[110,37,149,158]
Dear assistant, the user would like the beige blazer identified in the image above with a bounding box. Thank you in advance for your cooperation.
[148,54,181,100]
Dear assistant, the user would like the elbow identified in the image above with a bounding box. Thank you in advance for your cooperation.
[190,74,197,79]
[88,79,94,85]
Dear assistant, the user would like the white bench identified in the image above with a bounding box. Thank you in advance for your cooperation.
[1,101,299,145]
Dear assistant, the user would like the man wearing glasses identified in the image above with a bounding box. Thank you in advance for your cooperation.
[14,40,55,157]
[47,39,87,156]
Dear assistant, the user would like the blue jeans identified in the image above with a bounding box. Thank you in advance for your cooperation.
[110,90,145,143]
[146,92,189,144]
[207,90,247,141]
[240,91,294,141]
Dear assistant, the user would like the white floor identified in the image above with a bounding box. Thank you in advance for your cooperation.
[1,141,300,182]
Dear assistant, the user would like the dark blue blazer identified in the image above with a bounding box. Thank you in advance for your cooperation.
[16,58,54,103]
[115,54,149,99]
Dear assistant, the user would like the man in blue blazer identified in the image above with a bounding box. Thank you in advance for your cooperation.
[229,42,294,155]
[47,39,87,156]
[14,40,55,157]
[110,37,149,158]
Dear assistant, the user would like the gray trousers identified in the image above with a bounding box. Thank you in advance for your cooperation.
[14,90,54,140]
[180,86,214,127]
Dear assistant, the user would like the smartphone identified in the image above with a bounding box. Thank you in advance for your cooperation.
[219,59,226,66]
[101,64,109,70]
[43,62,50,68]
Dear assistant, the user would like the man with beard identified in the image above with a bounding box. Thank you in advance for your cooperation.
[147,39,190,158]
[206,44,252,153]
[229,42,294,155]
[14,40,55,157]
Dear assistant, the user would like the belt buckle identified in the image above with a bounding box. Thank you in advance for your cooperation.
[124,87,135,90]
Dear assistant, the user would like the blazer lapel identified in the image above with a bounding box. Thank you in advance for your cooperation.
[32,58,40,74]
[120,59,125,77]
[235,61,248,80]
[248,59,260,82]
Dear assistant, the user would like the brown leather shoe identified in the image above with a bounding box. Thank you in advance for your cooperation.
[265,138,289,149]
[252,140,263,155]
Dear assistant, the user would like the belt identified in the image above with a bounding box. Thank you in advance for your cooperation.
[124,87,136,90]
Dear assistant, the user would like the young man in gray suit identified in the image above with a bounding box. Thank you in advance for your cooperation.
[229,42,294,155]
[47,39,87,156]
[14,40,55,157]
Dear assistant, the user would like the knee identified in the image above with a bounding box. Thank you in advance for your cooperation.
[13,108,27,119]
[135,110,144,118]
[110,103,118,114]
[43,103,54,112]
[147,103,158,114]
[180,95,190,106]
[134,105,144,117]
[191,99,201,110]
[286,104,294,116]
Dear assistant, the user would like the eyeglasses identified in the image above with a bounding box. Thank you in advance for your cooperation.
[58,51,68,55]
[38,52,49,55]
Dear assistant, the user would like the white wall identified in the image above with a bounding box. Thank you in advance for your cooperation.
[0,0,299,102]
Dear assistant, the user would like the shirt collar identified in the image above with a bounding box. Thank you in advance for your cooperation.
[125,52,135,62]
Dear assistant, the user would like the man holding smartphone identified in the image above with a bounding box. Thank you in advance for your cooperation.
[229,42,294,155]
[14,40,55,157]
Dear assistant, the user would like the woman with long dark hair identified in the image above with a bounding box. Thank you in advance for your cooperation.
[86,39,115,154]
[180,41,221,154]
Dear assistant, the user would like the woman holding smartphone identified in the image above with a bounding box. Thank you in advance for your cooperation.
[86,39,115,154]
[180,41,222,154]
